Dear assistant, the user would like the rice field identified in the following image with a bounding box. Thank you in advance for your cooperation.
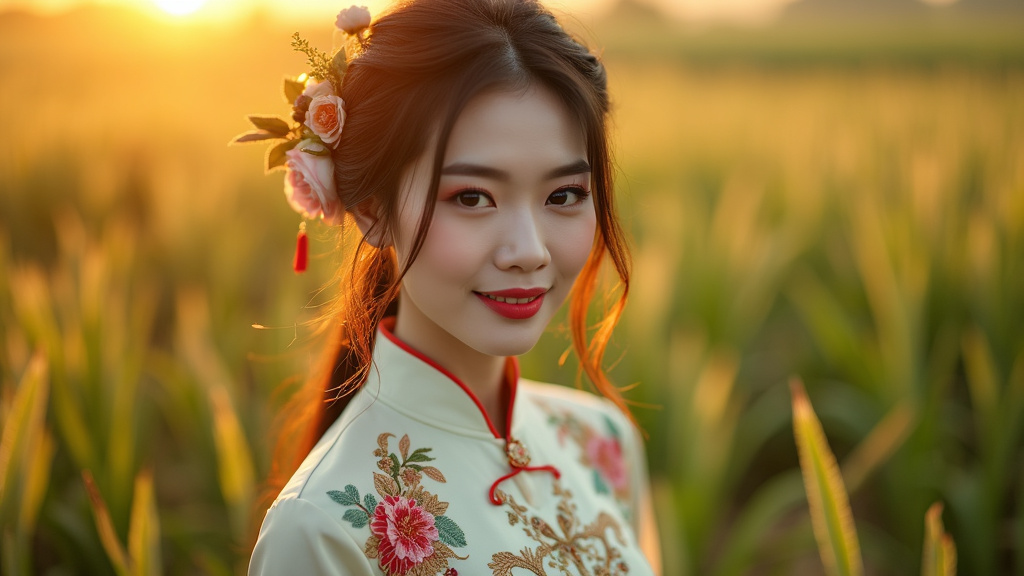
[1,6,1022,575]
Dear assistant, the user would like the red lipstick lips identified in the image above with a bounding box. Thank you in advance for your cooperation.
[474,287,547,320]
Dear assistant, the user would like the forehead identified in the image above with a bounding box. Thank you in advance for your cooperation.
[443,84,587,171]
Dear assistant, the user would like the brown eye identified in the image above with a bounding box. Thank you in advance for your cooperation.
[547,186,589,206]
[454,190,494,208]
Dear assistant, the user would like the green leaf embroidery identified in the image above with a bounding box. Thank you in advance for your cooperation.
[603,414,621,440]
[592,469,609,494]
[405,452,434,464]
[343,508,369,529]
[327,484,360,507]
[364,493,377,512]
[434,515,467,548]
[408,447,433,458]
[388,453,401,475]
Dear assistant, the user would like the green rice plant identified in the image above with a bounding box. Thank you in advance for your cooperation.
[922,503,956,576]
[83,469,162,576]
[791,378,863,576]
[792,378,961,576]
[0,354,55,576]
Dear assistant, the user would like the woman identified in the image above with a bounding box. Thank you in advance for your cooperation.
[244,0,660,573]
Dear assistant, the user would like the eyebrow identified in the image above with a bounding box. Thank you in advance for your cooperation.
[440,158,591,182]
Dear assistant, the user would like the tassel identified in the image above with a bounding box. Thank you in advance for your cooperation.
[293,222,308,273]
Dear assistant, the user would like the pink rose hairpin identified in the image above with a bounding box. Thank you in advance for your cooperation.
[231,6,371,273]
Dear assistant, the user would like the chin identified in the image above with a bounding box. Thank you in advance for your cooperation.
[466,322,547,358]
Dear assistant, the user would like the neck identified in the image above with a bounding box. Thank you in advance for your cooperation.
[391,307,510,436]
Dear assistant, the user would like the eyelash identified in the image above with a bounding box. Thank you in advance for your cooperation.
[448,186,591,209]
[547,185,591,207]
[450,189,494,208]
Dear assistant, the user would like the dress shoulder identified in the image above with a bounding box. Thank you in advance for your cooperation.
[518,379,634,433]
[249,497,375,575]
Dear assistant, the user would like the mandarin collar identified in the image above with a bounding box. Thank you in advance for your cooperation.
[364,318,521,441]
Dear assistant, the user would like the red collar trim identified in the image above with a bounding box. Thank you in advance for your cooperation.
[378,317,519,440]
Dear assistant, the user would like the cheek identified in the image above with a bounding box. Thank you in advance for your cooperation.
[552,212,598,278]
[406,217,487,284]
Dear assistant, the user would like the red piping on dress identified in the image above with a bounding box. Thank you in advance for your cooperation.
[378,318,561,506]
[379,318,512,439]
[488,465,561,505]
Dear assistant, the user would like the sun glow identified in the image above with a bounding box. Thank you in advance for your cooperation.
[152,0,206,16]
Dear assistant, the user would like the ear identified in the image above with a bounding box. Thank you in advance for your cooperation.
[350,198,391,248]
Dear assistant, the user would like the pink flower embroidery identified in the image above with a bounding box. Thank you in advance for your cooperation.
[586,435,628,492]
[305,94,345,146]
[283,142,342,224]
[371,495,439,575]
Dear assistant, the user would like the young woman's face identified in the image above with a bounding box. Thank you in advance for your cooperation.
[391,83,597,360]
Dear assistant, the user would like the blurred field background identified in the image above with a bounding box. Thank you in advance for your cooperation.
[2,0,1023,574]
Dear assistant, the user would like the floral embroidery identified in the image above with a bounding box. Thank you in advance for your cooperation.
[488,482,630,576]
[328,433,468,576]
[538,402,631,503]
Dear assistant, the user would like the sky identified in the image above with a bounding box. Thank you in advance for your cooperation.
[0,0,823,24]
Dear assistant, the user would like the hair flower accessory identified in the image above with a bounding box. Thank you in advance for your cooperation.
[306,94,346,146]
[336,5,371,36]
[230,5,372,272]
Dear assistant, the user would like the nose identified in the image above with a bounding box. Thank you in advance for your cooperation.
[494,207,550,272]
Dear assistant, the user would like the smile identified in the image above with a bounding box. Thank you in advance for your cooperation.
[480,293,541,304]
[474,288,548,320]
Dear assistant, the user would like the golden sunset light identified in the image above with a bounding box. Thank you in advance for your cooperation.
[152,0,206,16]
[2,0,1023,572]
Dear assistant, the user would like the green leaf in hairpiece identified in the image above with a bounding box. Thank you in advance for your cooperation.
[247,115,291,137]
[284,78,306,105]
[331,48,348,91]
[266,138,300,173]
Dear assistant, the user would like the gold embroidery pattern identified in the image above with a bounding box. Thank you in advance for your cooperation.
[488,482,630,576]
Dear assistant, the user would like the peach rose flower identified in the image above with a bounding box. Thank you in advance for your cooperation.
[302,79,335,99]
[305,94,346,146]
[283,141,341,224]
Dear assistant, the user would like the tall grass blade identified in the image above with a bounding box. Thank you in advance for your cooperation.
[82,469,131,576]
[0,352,49,525]
[841,401,916,494]
[18,430,55,536]
[791,378,863,576]
[922,502,956,576]
[0,353,53,576]
[128,469,162,576]
[210,384,256,538]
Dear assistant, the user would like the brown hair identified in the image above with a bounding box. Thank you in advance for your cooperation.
[262,0,631,512]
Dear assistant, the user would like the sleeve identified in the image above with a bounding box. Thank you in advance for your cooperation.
[625,418,662,575]
[249,497,377,576]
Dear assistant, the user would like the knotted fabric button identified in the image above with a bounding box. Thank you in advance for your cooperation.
[506,438,531,468]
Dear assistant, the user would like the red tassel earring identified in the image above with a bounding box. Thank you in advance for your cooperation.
[293,221,308,273]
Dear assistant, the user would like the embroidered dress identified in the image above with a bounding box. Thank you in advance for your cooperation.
[250,319,655,576]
